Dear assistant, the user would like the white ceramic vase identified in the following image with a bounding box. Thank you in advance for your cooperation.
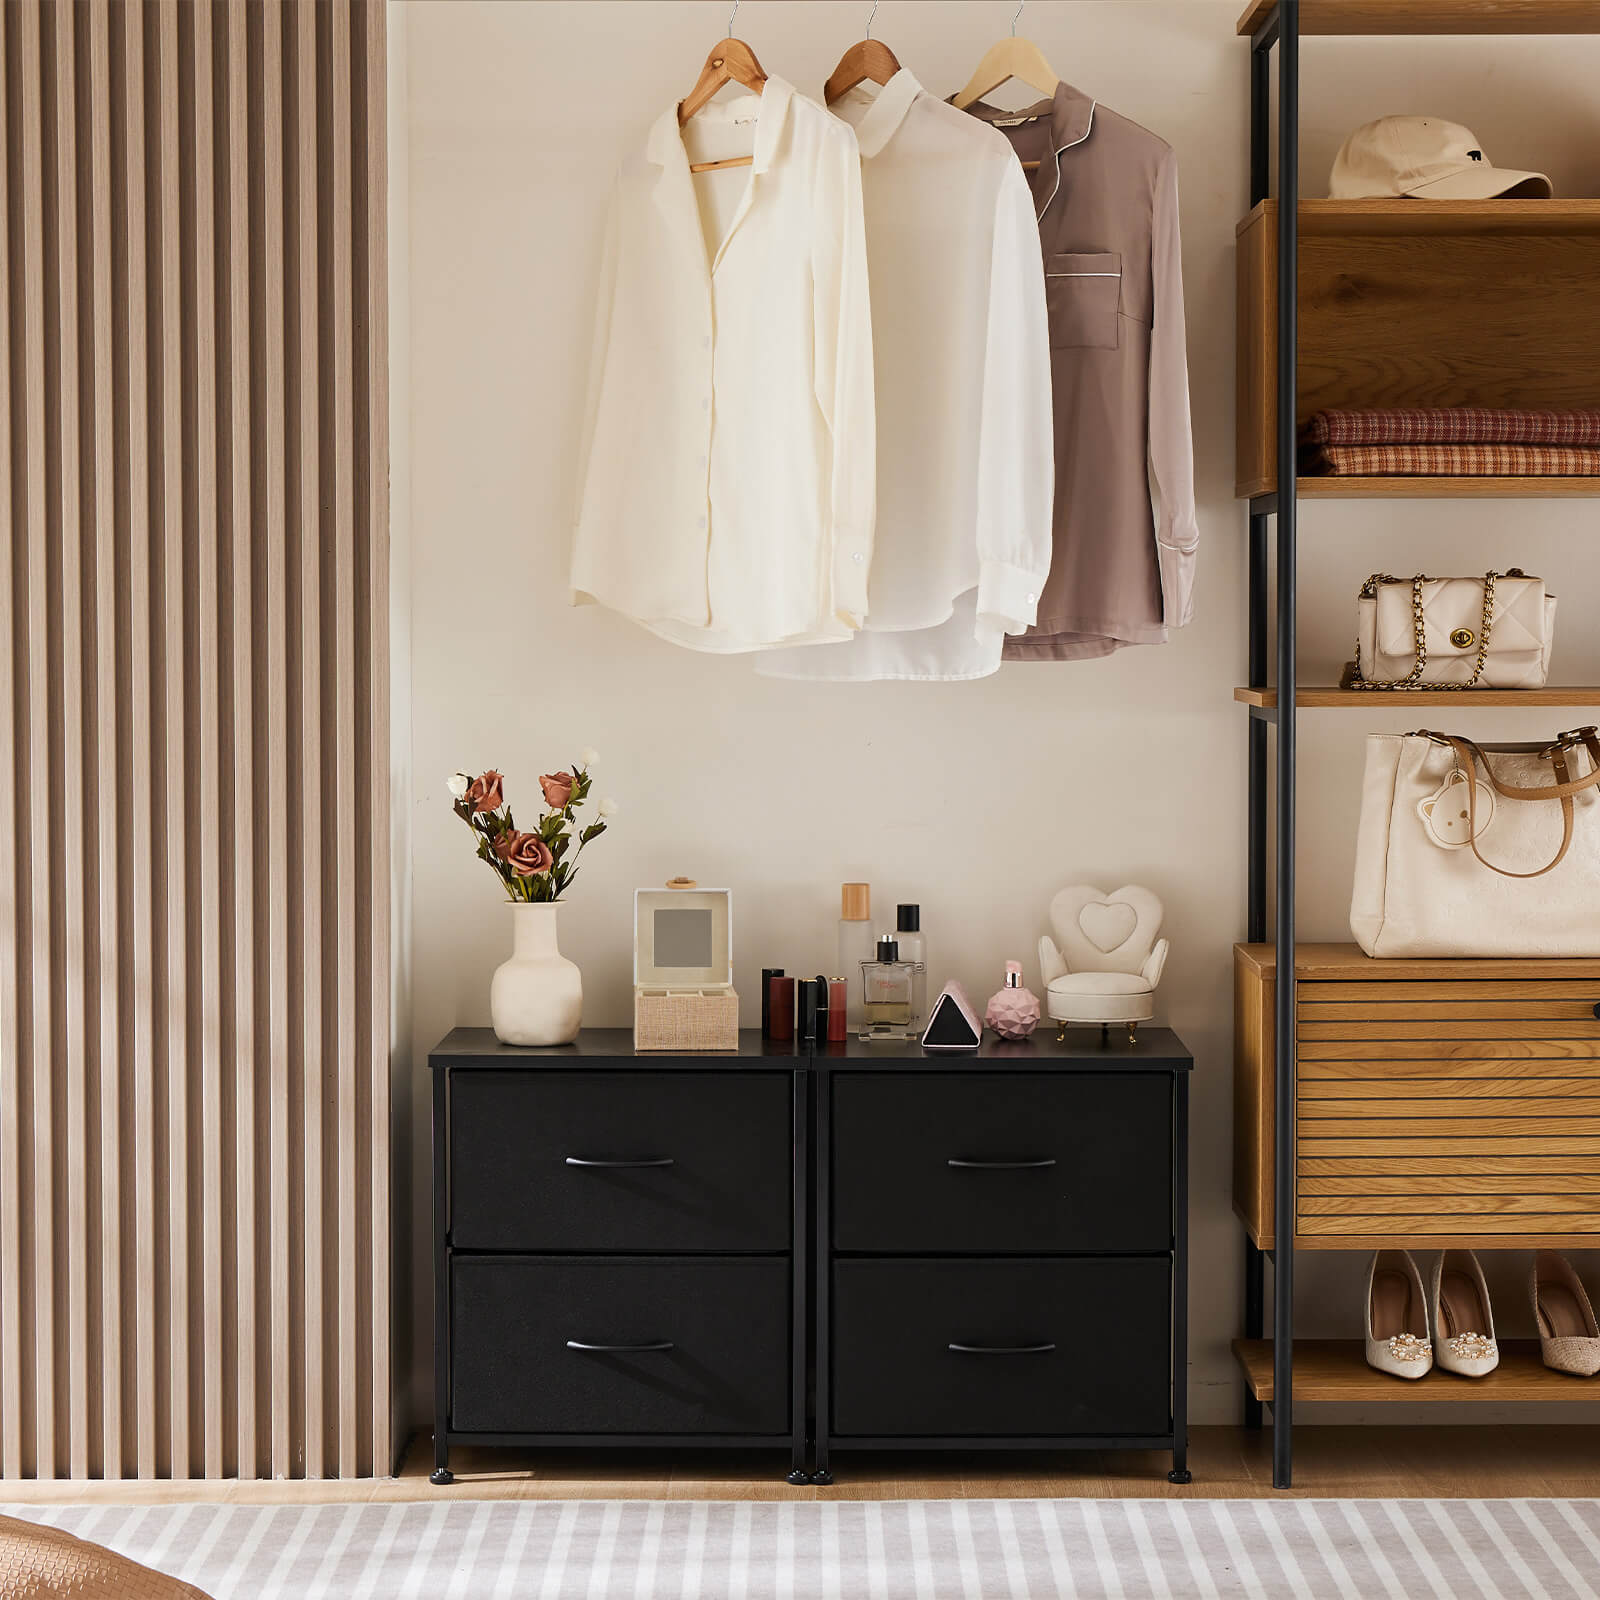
[490,902,582,1047]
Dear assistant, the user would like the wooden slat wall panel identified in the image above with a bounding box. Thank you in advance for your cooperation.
[0,0,388,1481]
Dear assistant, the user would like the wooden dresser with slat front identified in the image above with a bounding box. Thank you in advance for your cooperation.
[1234,942,1600,1250]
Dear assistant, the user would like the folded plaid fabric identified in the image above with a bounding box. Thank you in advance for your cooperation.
[1301,442,1600,476]
[1302,408,1600,448]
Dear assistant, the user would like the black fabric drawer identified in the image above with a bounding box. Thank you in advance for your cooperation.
[831,1257,1170,1438]
[448,1069,791,1252]
[451,1255,790,1435]
[831,1072,1172,1253]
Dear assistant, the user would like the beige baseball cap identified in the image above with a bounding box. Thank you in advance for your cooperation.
[1330,115,1552,200]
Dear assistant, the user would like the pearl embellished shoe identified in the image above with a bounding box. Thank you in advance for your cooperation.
[1430,1250,1499,1378]
[1531,1251,1600,1377]
[1365,1250,1432,1380]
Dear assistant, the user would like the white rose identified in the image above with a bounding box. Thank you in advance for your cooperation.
[446,772,470,800]
[598,796,619,818]
[580,747,600,769]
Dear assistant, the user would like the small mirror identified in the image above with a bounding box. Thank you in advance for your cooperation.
[654,907,713,969]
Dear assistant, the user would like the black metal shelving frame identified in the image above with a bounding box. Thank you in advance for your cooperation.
[1241,0,1297,1492]
[1237,0,1600,1490]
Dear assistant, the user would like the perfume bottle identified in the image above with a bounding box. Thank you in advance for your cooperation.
[985,960,1041,1040]
[896,903,927,1021]
[837,883,874,1028]
[859,935,925,1041]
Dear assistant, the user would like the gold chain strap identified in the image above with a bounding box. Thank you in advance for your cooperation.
[1350,571,1500,692]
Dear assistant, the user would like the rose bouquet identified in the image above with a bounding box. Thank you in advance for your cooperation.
[448,753,617,904]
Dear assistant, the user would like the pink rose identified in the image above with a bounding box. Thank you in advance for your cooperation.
[539,771,575,810]
[495,830,554,877]
[464,770,504,814]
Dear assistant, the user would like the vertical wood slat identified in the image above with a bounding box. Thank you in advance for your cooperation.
[256,0,293,1485]
[180,0,224,1483]
[150,0,188,1481]
[220,0,256,1485]
[1,0,387,1481]
[0,0,25,1485]
[47,0,92,1484]
[328,0,359,1482]
[84,0,121,1482]
[290,0,324,1481]
[115,0,158,1483]
[362,0,391,1476]
[18,0,56,1482]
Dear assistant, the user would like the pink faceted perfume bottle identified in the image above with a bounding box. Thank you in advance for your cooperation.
[985,960,1041,1040]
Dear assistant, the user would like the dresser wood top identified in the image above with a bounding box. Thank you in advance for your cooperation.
[429,1026,1191,1071]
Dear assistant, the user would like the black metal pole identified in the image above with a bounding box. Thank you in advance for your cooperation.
[431,1066,453,1485]
[1272,0,1299,1493]
[788,1065,809,1484]
[1244,0,1276,1444]
[1168,1072,1191,1484]
[812,1065,833,1485]
[1247,514,1269,943]
[1250,14,1272,206]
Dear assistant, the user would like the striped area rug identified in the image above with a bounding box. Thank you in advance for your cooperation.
[7,1497,1600,1598]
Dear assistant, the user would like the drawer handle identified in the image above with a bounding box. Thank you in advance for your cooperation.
[946,1158,1057,1170]
[565,1340,675,1354]
[564,1156,676,1168]
[948,1342,1057,1355]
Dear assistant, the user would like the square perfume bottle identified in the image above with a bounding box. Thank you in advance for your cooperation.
[858,935,925,1042]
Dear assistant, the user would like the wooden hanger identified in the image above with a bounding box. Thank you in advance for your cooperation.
[824,2,901,105]
[952,0,1061,169]
[680,0,768,174]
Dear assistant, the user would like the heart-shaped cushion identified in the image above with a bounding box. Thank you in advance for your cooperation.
[1049,885,1164,974]
[1078,900,1137,952]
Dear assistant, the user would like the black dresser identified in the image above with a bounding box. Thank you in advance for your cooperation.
[429,1026,1191,1485]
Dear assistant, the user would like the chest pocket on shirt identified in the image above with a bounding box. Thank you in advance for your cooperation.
[1045,252,1122,350]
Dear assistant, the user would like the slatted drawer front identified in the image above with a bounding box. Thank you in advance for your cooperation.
[1296,981,1600,1240]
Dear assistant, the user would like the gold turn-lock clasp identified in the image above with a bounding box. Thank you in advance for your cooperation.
[1449,628,1476,649]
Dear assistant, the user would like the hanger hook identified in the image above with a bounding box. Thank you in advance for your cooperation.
[727,0,739,37]
[865,0,878,38]
[1012,0,1024,35]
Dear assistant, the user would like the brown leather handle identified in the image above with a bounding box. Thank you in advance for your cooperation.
[1443,736,1585,880]
[1427,730,1600,803]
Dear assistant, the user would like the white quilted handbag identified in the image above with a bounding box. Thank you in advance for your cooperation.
[1350,570,1556,690]
[1351,727,1600,958]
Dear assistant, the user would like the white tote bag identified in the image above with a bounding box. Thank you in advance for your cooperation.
[1350,728,1600,958]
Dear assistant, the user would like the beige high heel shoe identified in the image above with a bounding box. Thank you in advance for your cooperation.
[1365,1249,1432,1380]
[1531,1252,1600,1377]
[1430,1250,1498,1377]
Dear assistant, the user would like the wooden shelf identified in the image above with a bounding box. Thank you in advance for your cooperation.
[1234,1339,1600,1403]
[1236,685,1600,709]
[1236,198,1600,239]
[1294,475,1600,498]
[1235,201,1600,499]
[1241,475,1600,499]
[1238,1,1600,34]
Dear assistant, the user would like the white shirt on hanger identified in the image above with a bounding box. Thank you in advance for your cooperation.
[570,76,876,654]
[757,70,1053,683]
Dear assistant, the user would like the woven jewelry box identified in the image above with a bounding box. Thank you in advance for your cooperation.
[633,884,739,1051]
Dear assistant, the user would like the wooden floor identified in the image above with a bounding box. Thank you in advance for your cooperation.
[0,1427,1596,1504]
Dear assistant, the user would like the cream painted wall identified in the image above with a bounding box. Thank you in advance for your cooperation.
[400,0,1600,1430]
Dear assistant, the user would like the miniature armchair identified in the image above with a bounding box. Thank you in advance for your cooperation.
[1037,885,1169,1045]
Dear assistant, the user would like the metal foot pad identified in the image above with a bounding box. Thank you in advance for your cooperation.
[786,1469,809,1486]
[1168,1468,1192,1485]
[430,1467,454,1486]
[811,1469,834,1485]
